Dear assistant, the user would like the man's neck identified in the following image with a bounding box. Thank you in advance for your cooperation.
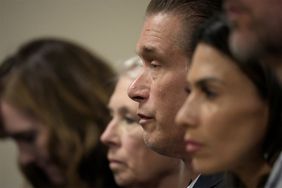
[127,160,194,188]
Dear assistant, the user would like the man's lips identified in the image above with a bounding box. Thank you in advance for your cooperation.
[137,113,154,125]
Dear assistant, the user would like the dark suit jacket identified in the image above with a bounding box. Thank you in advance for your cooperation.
[193,173,224,188]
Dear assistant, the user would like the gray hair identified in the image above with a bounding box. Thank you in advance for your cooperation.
[120,56,143,79]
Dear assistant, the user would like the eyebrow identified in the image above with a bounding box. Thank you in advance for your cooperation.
[108,105,130,115]
[119,106,128,113]
[137,45,159,60]
[193,77,225,87]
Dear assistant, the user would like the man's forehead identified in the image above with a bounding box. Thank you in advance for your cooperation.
[138,14,182,49]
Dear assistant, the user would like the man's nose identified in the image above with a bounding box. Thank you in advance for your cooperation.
[127,72,150,103]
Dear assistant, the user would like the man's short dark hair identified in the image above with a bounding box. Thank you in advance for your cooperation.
[146,0,222,55]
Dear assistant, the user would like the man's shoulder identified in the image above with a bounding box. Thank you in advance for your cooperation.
[192,173,224,188]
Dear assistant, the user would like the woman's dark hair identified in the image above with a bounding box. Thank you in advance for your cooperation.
[191,15,282,187]
[1,38,118,188]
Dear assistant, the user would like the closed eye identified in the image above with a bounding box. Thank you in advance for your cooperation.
[194,77,223,100]
[119,107,139,125]
[150,60,161,68]
[151,64,159,68]
[11,130,37,144]
[124,116,137,124]
[201,84,217,99]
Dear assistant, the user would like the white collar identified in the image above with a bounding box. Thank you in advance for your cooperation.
[187,175,200,188]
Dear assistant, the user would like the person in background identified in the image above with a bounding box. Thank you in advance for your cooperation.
[101,56,188,188]
[127,0,223,187]
[224,0,282,79]
[176,15,282,188]
[0,56,21,138]
[0,38,119,188]
[223,0,282,187]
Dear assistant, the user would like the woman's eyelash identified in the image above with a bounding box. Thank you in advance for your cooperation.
[201,85,217,99]
[124,115,138,124]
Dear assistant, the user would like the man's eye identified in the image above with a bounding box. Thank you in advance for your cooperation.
[151,64,159,68]
[150,60,161,68]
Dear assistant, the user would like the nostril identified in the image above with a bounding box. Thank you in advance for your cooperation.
[131,96,145,102]
[127,77,150,101]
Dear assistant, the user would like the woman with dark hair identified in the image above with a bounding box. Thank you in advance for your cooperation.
[0,38,119,188]
[176,16,282,188]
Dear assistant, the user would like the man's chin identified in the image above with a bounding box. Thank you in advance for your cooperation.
[143,136,183,159]
[143,134,165,154]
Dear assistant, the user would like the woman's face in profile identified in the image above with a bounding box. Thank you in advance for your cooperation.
[101,75,179,187]
[176,43,269,174]
[1,102,65,186]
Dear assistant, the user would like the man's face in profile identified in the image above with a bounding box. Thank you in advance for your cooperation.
[128,13,189,159]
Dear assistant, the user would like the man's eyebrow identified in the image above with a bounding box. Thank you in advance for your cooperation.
[138,45,158,59]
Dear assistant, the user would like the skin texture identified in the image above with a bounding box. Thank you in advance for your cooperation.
[127,13,189,162]
[224,0,282,63]
[101,75,181,188]
[1,102,65,186]
[176,43,270,187]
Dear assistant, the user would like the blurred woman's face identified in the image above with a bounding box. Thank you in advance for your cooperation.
[1,102,65,186]
[101,76,179,187]
[176,43,269,174]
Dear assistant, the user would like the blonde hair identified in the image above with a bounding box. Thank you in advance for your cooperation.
[119,56,143,79]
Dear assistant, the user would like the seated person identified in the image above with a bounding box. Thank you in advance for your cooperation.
[176,16,282,188]
[0,38,119,188]
[101,56,188,188]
